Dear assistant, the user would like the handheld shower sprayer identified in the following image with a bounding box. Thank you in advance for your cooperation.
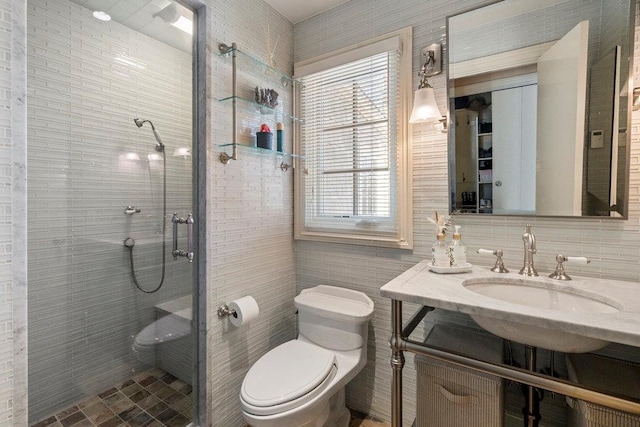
[134,118,165,152]
[127,118,169,294]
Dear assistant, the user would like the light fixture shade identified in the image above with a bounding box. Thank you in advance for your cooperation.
[409,87,442,123]
[153,4,181,24]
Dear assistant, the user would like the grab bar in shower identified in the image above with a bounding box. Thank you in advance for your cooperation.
[172,213,195,263]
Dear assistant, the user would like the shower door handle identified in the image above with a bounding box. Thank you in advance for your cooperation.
[186,214,194,263]
[172,213,195,263]
[172,213,179,258]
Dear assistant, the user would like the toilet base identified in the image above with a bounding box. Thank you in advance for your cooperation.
[325,388,349,427]
[242,387,349,427]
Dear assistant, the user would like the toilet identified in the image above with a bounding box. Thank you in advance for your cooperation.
[239,285,375,427]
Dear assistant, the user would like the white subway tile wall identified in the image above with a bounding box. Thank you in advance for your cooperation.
[449,0,604,63]
[295,0,640,425]
[26,0,193,423]
[207,1,296,425]
[0,0,11,424]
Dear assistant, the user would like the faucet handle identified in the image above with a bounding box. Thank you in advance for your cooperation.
[549,255,591,280]
[477,249,509,273]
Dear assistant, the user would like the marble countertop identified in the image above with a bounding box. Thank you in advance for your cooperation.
[380,259,640,348]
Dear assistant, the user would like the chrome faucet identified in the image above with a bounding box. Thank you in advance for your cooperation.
[519,224,538,276]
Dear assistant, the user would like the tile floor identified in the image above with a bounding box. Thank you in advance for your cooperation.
[349,410,391,427]
[30,370,389,427]
[31,368,192,427]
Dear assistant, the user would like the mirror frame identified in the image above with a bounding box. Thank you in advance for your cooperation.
[445,0,635,219]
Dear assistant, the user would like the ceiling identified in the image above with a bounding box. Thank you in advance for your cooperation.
[263,0,352,23]
[68,0,193,53]
[68,0,351,53]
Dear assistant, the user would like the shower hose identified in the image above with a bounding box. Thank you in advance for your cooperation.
[127,150,167,294]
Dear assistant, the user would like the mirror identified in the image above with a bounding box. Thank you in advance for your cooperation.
[447,0,633,217]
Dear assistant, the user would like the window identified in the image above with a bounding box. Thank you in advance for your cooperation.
[294,28,413,248]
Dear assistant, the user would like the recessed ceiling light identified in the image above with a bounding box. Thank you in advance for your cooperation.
[93,11,111,21]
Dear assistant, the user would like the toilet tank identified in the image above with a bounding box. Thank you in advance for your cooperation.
[295,285,374,351]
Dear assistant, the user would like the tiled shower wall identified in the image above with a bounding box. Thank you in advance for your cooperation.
[0,0,15,424]
[294,0,640,424]
[206,1,297,425]
[26,0,192,423]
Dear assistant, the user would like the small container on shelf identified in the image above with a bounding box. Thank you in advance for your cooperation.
[256,123,273,150]
[479,170,492,183]
[276,122,283,152]
[478,147,492,158]
[479,159,492,170]
[479,122,492,133]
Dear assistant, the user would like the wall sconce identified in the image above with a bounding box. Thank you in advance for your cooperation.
[409,43,446,132]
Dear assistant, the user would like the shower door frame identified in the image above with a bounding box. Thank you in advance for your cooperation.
[186,0,209,425]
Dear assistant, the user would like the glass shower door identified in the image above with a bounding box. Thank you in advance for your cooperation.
[27,1,195,425]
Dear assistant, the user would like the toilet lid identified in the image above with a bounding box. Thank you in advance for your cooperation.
[241,340,336,408]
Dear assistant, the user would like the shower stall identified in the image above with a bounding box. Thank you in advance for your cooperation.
[27,0,198,425]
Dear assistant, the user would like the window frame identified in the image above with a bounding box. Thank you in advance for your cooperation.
[293,27,413,249]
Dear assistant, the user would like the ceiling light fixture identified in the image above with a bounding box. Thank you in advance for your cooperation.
[171,16,193,35]
[153,3,193,35]
[92,11,111,22]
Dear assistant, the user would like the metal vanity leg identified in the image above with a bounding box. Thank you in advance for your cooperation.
[390,299,404,427]
[523,345,541,427]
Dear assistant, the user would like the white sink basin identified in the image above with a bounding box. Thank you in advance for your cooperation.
[463,279,620,353]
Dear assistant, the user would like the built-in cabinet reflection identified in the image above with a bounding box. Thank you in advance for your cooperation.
[448,0,633,217]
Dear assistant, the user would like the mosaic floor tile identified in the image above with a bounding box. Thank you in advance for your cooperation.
[30,368,193,427]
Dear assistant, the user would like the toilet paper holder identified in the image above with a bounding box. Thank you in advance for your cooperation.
[217,304,237,319]
[217,296,259,326]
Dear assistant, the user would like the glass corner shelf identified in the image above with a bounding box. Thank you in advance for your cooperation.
[218,43,303,88]
[218,96,305,123]
[218,143,304,159]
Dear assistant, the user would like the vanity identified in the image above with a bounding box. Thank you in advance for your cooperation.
[380,260,640,426]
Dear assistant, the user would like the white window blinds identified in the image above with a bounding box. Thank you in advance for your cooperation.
[295,29,412,248]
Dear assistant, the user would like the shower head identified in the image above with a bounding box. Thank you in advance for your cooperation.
[134,118,164,152]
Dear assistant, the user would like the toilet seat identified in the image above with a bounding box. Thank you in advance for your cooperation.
[240,340,337,416]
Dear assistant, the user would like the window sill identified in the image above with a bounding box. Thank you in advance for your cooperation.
[294,229,413,250]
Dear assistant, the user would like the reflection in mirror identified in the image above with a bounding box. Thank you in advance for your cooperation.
[447,0,633,217]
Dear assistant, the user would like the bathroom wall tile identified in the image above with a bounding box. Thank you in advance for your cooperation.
[0,0,20,424]
[206,1,296,425]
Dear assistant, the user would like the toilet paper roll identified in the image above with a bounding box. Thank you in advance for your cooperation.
[228,296,259,327]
